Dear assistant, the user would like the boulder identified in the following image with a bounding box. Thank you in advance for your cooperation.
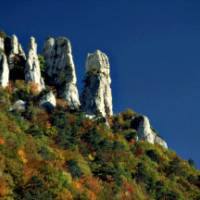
[132,115,168,148]
[9,100,26,112]
[25,37,45,92]
[0,52,9,88]
[155,135,168,149]
[81,50,113,118]
[39,91,56,111]
[43,37,80,109]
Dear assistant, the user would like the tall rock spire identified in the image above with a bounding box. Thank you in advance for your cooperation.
[43,37,80,109]
[25,37,45,92]
[5,34,26,69]
[81,50,113,118]
[0,37,4,51]
[0,52,9,88]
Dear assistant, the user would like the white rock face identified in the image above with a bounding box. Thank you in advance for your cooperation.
[43,37,80,109]
[7,35,26,69]
[0,53,9,88]
[81,50,113,118]
[137,116,156,144]
[0,37,4,51]
[25,37,45,92]
[133,115,168,148]
[39,91,56,110]
[155,135,168,149]
[9,100,26,112]
[10,35,25,57]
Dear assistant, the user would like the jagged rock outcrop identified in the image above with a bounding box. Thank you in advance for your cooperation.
[5,35,26,69]
[81,50,113,118]
[25,37,45,92]
[39,91,56,111]
[9,100,26,112]
[131,115,168,148]
[43,37,80,109]
[0,52,9,88]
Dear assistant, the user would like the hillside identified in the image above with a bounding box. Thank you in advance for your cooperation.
[0,32,199,200]
[0,83,199,200]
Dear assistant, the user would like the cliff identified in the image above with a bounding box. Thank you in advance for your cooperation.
[0,32,199,200]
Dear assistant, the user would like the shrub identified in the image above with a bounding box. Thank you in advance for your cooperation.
[67,160,83,178]
[165,157,188,177]
[188,158,195,168]
[26,125,44,137]
[15,176,54,200]
[38,55,46,77]
[146,149,161,163]
[121,109,135,120]
[38,146,56,161]
[0,30,7,38]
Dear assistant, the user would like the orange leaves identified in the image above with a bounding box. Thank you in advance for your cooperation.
[0,137,5,145]
[82,119,94,130]
[73,177,101,200]
[134,146,144,157]
[28,82,41,95]
[18,149,28,164]
[119,181,135,200]
[80,176,102,195]
[33,109,50,129]
[56,99,68,110]
[0,180,10,197]
[129,139,136,145]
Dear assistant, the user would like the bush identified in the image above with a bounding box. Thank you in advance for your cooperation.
[38,146,56,161]
[38,55,46,77]
[0,30,7,38]
[121,109,135,120]
[146,149,161,163]
[165,157,187,177]
[26,125,44,137]
[188,158,195,168]
[15,176,54,200]
[67,160,83,178]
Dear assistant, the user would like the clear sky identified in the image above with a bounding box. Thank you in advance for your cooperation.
[1,0,200,167]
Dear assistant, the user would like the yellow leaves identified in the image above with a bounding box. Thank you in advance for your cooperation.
[18,149,28,164]
[56,189,73,200]
[88,153,95,161]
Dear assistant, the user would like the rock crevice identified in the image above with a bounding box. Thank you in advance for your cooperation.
[43,37,80,109]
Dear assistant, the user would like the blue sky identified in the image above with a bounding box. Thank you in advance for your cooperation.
[1,0,200,167]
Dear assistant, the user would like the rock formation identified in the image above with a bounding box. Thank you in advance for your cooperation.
[5,35,26,69]
[9,100,26,112]
[131,115,168,148]
[43,37,80,109]
[0,52,9,88]
[25,37,45,92]
[0,37,4,51]
[81,50,113,118]
[39,91,56,111]
[0,33,169,148]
